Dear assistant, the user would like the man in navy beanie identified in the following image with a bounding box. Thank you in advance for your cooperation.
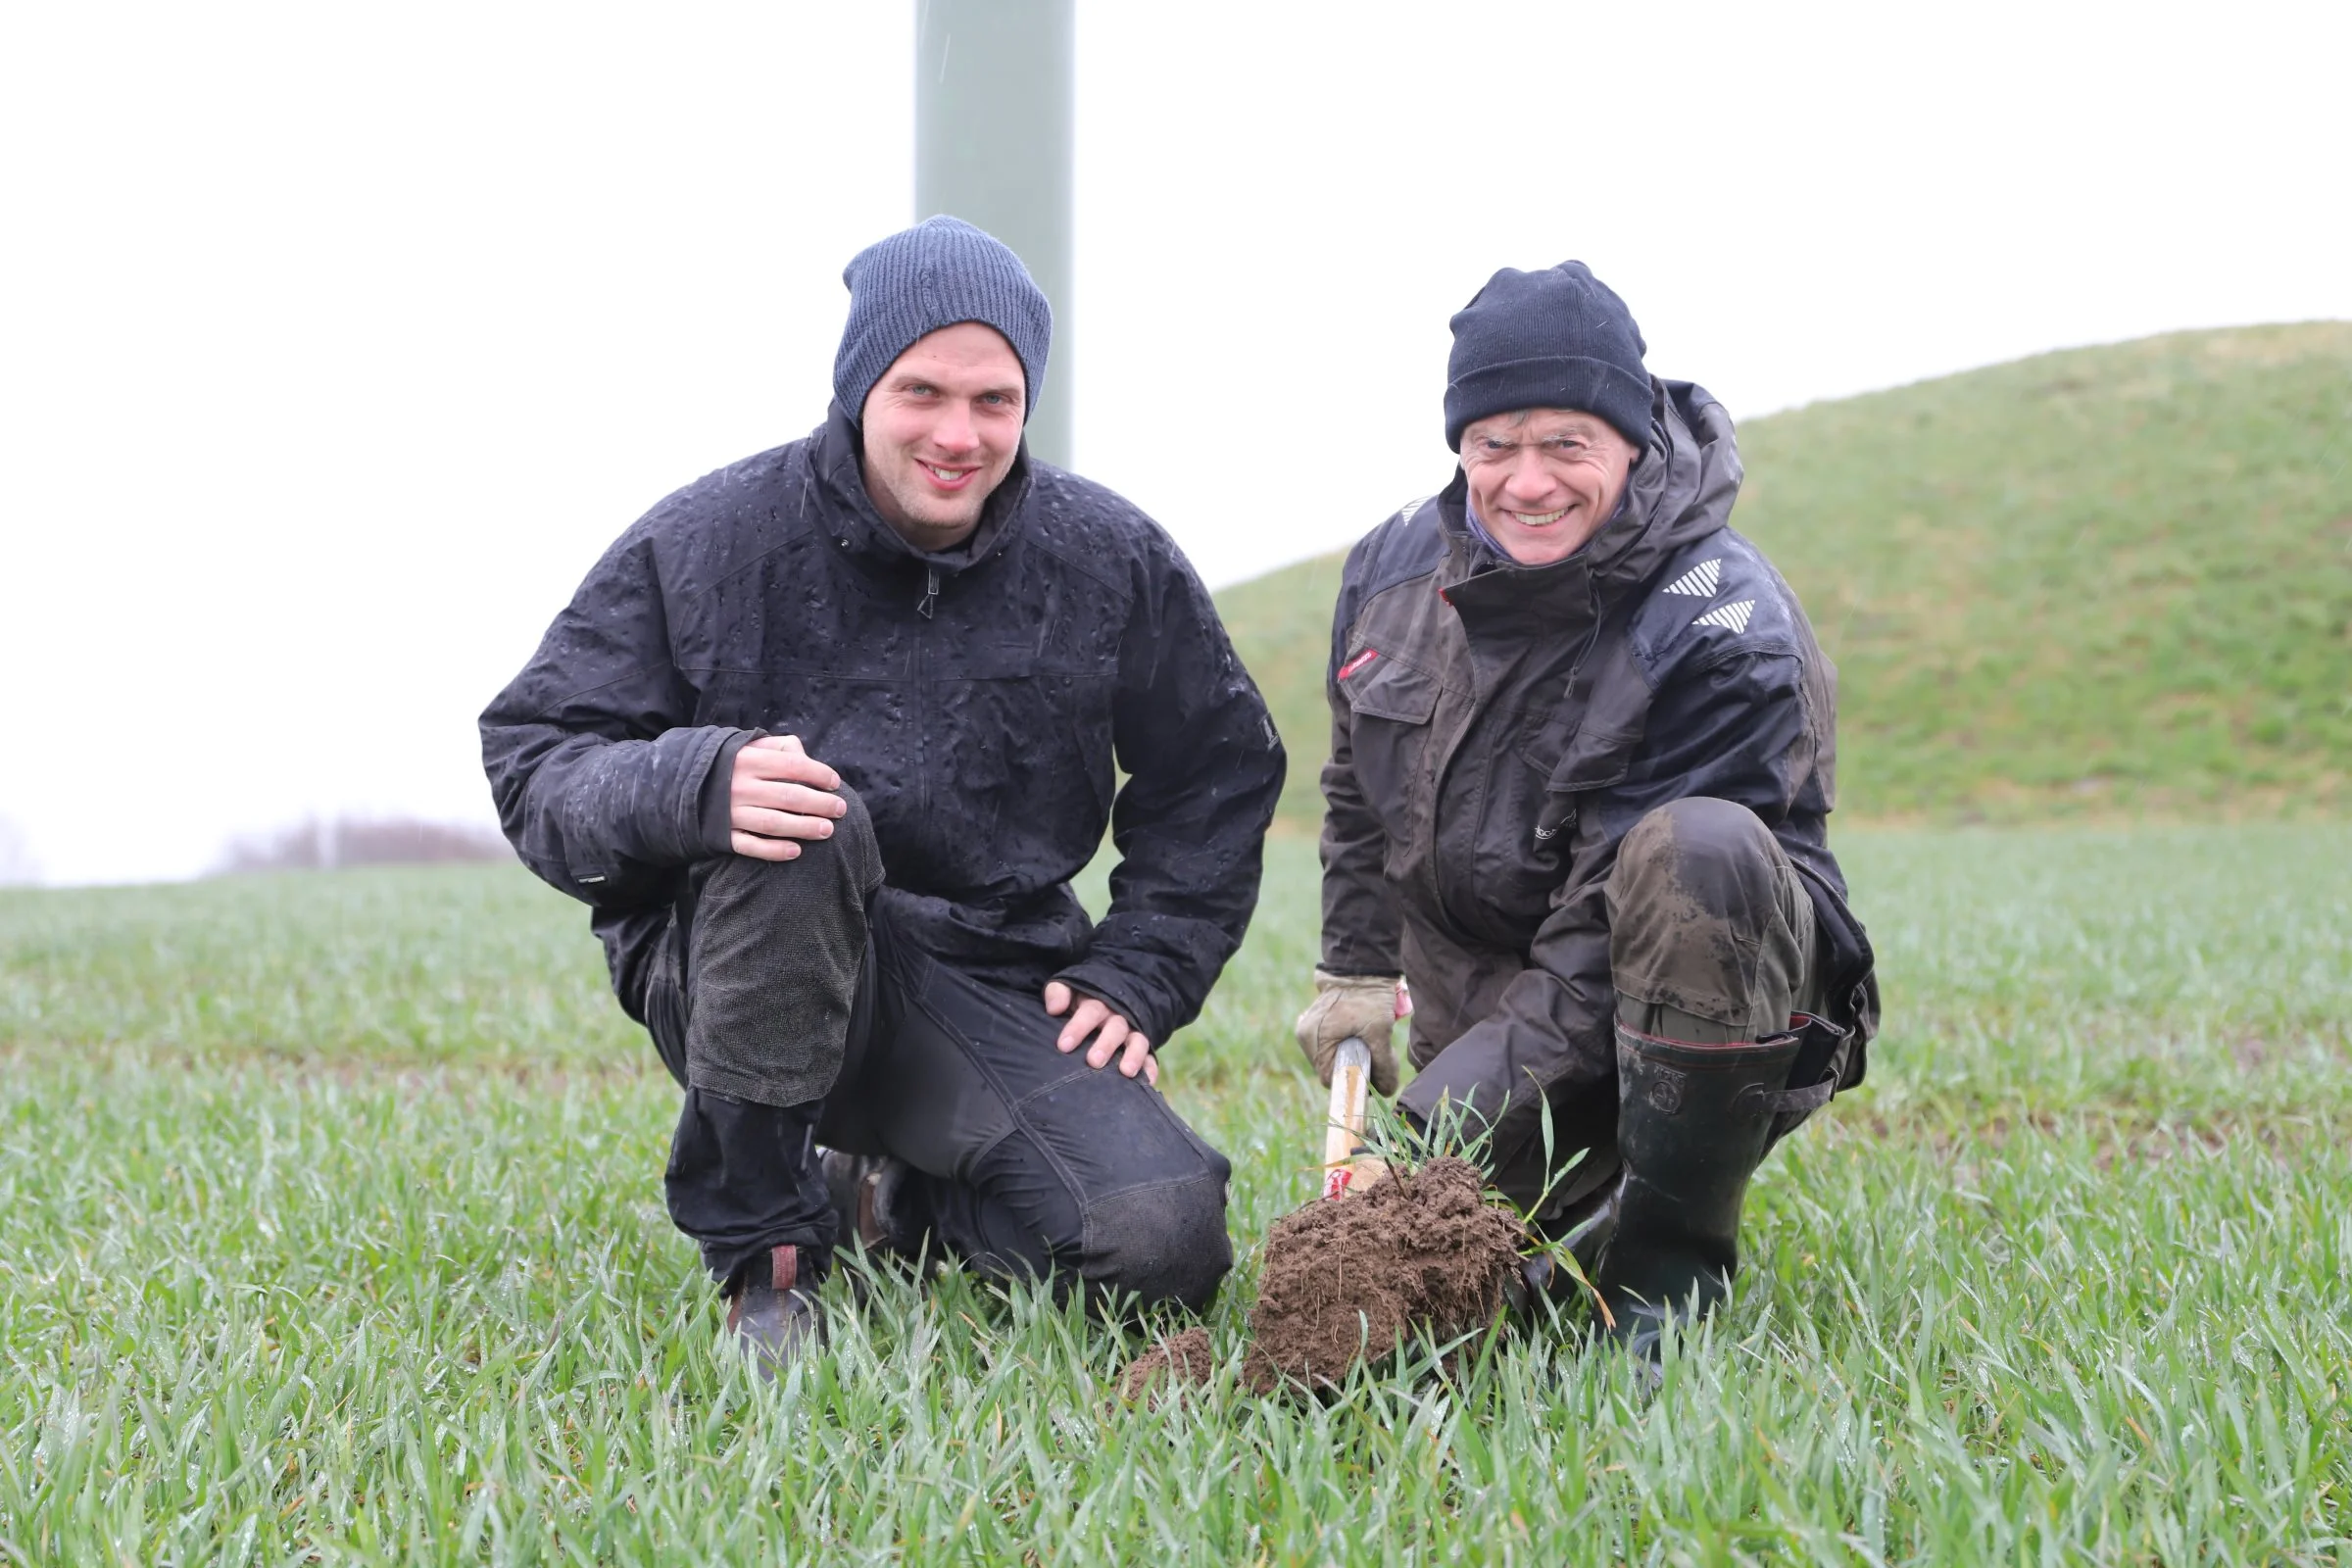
[482,217,1284,1376]
[1302,259,1879,1364]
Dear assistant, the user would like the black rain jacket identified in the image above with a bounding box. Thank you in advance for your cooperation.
[481,408,1286,1048]
[1320,379,1876,1175]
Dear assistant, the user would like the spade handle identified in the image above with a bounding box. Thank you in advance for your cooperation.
[1320,1036,1372,1200]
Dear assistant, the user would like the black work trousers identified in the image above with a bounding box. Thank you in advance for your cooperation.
[637,789,1234,1313]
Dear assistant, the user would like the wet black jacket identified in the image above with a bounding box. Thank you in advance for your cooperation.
[481,408,1285,1047]
[1320,380,1876,1164]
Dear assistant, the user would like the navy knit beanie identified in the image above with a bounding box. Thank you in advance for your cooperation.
[833,216,1053,424]
[1444,261,1650,453]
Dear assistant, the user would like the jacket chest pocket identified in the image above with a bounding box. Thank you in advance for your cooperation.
[1341,651,1443,840]
[1464,711,1646,923]
[1525,720,1642,859]
[1441,710,1579,931]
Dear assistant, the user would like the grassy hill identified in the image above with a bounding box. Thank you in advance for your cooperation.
[1221,322,2352,824]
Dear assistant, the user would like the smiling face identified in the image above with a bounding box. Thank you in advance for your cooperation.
[1457,408,1642,566]
[858,321,1027,552]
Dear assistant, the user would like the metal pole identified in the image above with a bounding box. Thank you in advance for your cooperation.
[914,0,1075,467]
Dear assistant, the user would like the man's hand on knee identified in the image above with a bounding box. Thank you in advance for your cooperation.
[729,735,848,861]
[1042,981,1159,1086]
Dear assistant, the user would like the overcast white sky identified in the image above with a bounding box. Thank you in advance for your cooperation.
[2,0,2346,886]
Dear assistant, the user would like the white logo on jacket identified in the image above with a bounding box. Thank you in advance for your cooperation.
[1692,599,1756,633]
[1663,559,1723,598]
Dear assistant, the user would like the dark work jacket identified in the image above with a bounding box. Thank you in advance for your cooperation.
[1319,379,1877,1176]
[481,407,1286,1047]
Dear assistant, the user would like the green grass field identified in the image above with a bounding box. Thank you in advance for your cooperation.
[1222,323,2352,826]
[4,828,2348,1564]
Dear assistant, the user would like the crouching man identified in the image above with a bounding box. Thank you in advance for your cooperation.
[483,218,1284,1374]
[1298,260,1878,1358]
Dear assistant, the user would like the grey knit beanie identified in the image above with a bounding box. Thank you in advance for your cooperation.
[833,216,1053,423]
[1444,261,1650,452]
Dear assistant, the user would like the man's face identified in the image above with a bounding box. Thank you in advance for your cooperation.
[858,321,1027,552]
[1458,408,1641,566]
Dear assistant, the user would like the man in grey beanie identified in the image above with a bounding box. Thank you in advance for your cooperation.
[483,217,1284,1375]
[1302,259,1878,1363]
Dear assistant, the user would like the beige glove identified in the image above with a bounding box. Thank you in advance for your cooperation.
[1294,968,1402,1097]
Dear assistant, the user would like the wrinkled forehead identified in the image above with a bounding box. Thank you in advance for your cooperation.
[1459,407,1618,445]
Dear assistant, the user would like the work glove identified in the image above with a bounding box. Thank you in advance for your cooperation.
[1294,968,1403,1098]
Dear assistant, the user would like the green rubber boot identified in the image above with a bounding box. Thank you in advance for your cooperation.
[1592,1023,1822,1362]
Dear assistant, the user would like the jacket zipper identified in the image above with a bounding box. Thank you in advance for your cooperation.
[911,567,936,828]
[1528,581,1609,853]
[1429,573,1604,927]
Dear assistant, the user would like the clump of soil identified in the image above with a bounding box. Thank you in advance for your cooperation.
[1114,1156,1526,1401]
[1243,1156,1526,1392]
[1117,1325,1213,1406]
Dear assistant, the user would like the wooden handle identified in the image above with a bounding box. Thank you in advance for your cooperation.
[1320,1037,1372,1199]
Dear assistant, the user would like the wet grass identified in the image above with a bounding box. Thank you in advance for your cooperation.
[2,825,2348,1563]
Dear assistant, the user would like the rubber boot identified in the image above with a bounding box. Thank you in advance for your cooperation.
[1510,1174,1621,1316]
[1591,1023,1804,1362]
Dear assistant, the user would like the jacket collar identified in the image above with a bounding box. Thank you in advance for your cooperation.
[809,402,1035,579]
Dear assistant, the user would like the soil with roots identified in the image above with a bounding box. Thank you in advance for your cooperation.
[1119,1156,1526,1401]
[1116,1325,1213,1405]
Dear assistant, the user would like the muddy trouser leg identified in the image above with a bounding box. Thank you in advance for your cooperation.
[644,789,887,1295]
[818,893,1236,1316]
[1589,796,1828,1353]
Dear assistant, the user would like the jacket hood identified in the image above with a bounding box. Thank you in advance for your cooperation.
[1438,377,1742,600]
[810,401,1035,578]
